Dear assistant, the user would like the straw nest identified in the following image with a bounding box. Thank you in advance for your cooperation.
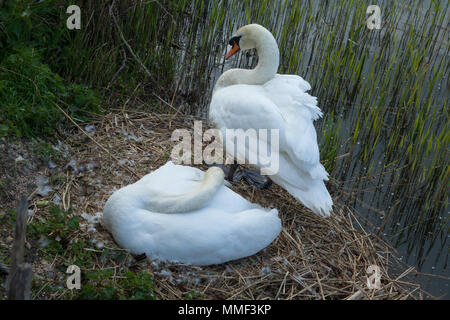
[1,110,424,300]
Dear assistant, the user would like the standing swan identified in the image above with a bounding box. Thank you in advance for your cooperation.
[209,24,333,216]
[103,161,281,266]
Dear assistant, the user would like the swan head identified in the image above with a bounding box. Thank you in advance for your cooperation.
[213,24,279,92]
[226,24,277,59]
[205,166,225,182]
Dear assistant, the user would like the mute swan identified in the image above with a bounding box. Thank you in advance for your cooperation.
[209,24,333,217]
[103,161,281,266]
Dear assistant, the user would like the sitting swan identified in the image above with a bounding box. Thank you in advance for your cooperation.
[103,161,281,266]
[209,24,333,217]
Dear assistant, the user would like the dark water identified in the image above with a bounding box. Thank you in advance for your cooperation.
[169,0,449,298]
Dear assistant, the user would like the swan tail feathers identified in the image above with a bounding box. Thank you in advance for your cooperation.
[309,163,329,181]
[292,92,323,120]
[284,180,333,217]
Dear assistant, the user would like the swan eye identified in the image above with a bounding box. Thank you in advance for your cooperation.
[228,35,242,47]
[226,35,242,59]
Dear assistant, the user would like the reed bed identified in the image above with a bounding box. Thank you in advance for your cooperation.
[8,111,426,300]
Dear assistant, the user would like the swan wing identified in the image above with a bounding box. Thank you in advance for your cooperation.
[265,74,322,120]
[209,84,287,170]
[263,74,327,177]
[112,206,281,266]
[210,85,285,133]
[210,80,327,178]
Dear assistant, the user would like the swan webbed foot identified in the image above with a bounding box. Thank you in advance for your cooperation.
[204,162,272,188]
[241,169,272,189]
[226,162,239,181]
[204,162,243,182]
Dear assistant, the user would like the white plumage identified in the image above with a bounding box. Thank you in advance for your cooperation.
[103,161,281,266]
[209,24,333,216]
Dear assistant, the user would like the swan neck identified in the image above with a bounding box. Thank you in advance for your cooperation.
[145,167,224,214]
[251,39,279,84]
[212,28,279,94]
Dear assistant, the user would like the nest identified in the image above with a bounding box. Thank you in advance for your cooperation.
[5,110,424,300]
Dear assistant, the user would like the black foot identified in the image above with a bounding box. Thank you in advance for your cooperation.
[241,169,272,189]
[204,162,243,182]
[226,162,239,181]
[204,162,272,188]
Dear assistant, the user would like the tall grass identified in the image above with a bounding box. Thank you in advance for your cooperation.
[59,0,181,96]
[0,0,101,137]
[0,0,183,138]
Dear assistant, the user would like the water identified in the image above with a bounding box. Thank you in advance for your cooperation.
[167,0,449,298]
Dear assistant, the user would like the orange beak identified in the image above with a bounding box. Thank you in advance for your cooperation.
[226,43,240,59]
